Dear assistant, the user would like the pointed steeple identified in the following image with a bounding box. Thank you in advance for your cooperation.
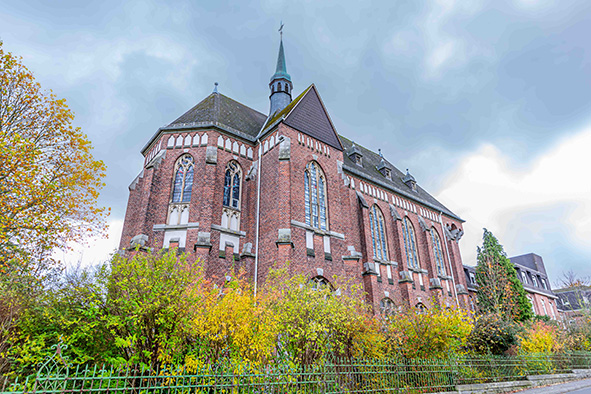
[271,39,291,83]
[269,24,293,115]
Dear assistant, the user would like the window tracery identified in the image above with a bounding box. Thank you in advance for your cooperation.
[430,228,445,276]
[304,162,328,230]
[223,161,242,209]
[171,154,194,203]
[402,217,420,269]
[369,205,388,260]
[380,298,395,316]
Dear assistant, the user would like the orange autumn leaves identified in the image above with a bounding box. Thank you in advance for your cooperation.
[0,42,107,270]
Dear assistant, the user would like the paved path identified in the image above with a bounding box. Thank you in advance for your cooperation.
[515,379,591,393]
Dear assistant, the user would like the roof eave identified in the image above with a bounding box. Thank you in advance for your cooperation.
[342,163,464,222]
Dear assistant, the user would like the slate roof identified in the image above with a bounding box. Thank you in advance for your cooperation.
[510,253,547,274]
[554,286,591,311]
[339,136,462,221]
[169,92,267,140]
[262,85,343,150]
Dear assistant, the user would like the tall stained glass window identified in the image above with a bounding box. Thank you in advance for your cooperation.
[223,161,242,209]
[402,217,420,269]
[431,228,445,276]
[304,162,327,230]
[369,205,388,260]
[171,154,194,203]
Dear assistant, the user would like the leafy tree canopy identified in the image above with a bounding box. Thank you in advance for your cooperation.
[0,41,108,276]
[475,229,533,322]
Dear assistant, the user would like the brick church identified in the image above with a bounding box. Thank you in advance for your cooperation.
[120,35,470,313]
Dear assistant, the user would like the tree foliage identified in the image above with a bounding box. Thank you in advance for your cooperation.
[384,303,472,359]
[0,41,107,271]
[467,313,521,355]
[475,229,533,322]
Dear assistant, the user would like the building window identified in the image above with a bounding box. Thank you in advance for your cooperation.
[304,161,328,230]
[171,154,194,203]
[541,299,547,316]
[521,271,528,284]
[469,272,476,285]
[402,217,419,269]
[532,275,538,287]
[380,298,395,316]
[310,276,330,291]
[369,205,388,260]
[223,161,242,209]
[430,228,445,276]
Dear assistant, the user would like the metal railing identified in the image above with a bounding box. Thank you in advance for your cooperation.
[3,350,591,393]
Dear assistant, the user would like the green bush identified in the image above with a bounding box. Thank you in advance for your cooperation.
[467,313,522,355]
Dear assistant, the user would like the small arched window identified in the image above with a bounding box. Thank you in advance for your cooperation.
[416,303,427,314]
[380,298,395,316]
[402,217,419,269]
[369,205,388,260]
[310,276,331,291]
[278,82,282,91]
[223,161,242,209]
[431,228,445,276]
[171,154,194,203]
[304,162,328,230]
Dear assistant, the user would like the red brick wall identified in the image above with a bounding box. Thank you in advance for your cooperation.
[120,124,468,313]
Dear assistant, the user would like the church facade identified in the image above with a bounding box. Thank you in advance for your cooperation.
[119,37,470,313]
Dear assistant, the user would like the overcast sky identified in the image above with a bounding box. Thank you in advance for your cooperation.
[2,0,590,285]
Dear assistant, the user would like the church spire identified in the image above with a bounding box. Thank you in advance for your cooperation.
[269,23,293,115]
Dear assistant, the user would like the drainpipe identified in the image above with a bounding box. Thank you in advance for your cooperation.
[253,146,262,297]
[439,211,460,307]
[253,116,271,297]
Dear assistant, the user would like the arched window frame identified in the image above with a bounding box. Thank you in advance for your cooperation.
[304,161,328,230]
[223,161,242,210]
[369,205,388,261]
[309,276,332,291]
[430,228,446,276]
[380,298,395,316]
[402,217,420,269]
[171,154,194,203]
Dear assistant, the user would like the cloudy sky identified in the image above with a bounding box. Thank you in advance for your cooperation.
[2,0,590,284]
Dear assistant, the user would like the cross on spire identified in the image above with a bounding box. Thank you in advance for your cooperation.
[279,21,284,39]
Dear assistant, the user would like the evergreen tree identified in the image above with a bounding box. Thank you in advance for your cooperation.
[475,229,533,322]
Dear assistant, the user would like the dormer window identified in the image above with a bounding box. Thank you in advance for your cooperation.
[348,142,363,167]
[403,169,417,191]
[377,151,392,179]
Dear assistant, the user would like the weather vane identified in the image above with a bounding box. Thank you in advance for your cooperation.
[279,21,284,39]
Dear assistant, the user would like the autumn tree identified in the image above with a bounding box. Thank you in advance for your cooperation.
[475,229,533,322]
[0,41,107,273]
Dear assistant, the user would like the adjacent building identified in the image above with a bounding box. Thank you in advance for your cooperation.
[119,35,471,313]
[554,286,591,322]
[463,253,559,319]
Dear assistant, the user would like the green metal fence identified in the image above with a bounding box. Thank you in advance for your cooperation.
[3,350,591,393]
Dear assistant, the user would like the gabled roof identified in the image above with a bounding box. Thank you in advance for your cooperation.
[169,92,267,139]
[262,84,343,150]
[339,136,463,221]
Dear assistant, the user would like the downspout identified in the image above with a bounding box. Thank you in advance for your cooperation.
[439,211,460,307]
[253,116,271,297]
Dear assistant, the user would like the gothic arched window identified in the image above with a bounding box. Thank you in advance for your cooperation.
[402,217,419,269]
[278,82,282,91]
[304,162,327,230]
[431,228,446,276]
[223,161,242,209]
[310,276,331,291]
[380,298,395,316]
[171,154,194,203]
[369,205,388,260]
